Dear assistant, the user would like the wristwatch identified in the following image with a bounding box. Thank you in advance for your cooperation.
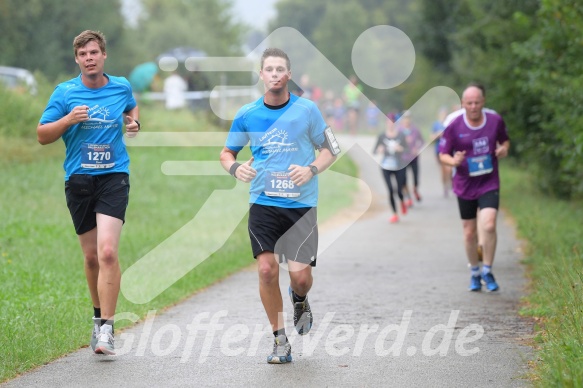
[309,165,319,176]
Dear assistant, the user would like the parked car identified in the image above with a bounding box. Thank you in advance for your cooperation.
[0,66,37,95]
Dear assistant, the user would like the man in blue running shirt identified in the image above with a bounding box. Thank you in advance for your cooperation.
[37,30,140,356]
[220,48,340,364]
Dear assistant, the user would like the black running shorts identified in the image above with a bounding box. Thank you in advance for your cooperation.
[248,204,318,266]
[65,173,130,235]
[457,189,499,220]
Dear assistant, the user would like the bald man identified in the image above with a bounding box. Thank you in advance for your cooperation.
[439,83,510,292]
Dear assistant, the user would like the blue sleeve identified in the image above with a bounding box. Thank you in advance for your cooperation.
[40,85,67,124]
[121,77,137,112]
[225,110,249,152]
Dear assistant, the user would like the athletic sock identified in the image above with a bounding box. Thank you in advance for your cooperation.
[291,290,306,303]
[94,307,101,319]
[470,266,480,277]
[101,319,114,334]
[273,329,288,343]
[482,265,492,276]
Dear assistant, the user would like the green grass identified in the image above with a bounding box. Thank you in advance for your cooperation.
[0,101,357,382]
[500,163,583,387]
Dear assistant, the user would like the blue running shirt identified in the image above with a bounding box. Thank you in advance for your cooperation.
[40,74,137,180]
[226,93,327,208]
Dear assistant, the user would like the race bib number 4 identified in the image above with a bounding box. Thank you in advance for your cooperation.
[468,154,493,177]
[81,143,115,169]
[264,171,300,198]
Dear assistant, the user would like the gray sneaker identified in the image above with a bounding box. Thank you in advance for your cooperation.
[95,324,115,355]
[267,335,292,364]
[90,317,100,352]
[289,286,313,335]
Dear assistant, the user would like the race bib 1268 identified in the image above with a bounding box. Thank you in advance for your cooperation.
[264,171,300,198]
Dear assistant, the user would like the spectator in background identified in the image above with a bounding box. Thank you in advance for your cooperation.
[320,90,336,129]
[164,71,188,110]
[431,106,452,197]
[343,74,363,135]
[398,110,425,207]
[333,96,346,132]
[366,100,381,132]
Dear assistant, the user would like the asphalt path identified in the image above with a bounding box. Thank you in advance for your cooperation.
[4,134,533,387]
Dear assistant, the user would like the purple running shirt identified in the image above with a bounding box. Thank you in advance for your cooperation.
[439,109,509,200]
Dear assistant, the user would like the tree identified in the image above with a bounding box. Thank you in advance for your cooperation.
[415,0,459,72]
[269,0,326,42]
[0,0,126,81]
[513,0,583,198]
[130,0,246,59]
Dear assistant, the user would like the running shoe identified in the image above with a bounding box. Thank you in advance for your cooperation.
[469,275,482,292]
[289,286,313,335]
[400,202,408,215]
[414,189,422,202]
[482,272,499,292]
[267,335,292,364]
[95,324,115,355]
[90,317,100,352]
[389,214,399,223]
[477,245,483,262]
[406,198,413,208]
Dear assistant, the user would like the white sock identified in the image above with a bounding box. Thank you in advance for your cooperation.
[470,266,480,277]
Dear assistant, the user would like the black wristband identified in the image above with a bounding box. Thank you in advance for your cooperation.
[229,162,241,177]
[134,119,141,131]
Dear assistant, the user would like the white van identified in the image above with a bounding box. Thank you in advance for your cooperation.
[0,66,37,95]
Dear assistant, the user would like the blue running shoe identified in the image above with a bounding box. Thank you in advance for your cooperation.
[469,275,482,292]
[289,286,313,335]
[267,335,292,364]
[482,272,499,292]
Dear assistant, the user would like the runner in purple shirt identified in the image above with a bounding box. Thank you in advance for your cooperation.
[439,83,510,292]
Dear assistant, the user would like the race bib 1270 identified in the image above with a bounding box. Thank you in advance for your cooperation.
[81,143,115,169]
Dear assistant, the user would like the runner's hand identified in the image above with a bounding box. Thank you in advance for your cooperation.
[495,145,508,158]
[288,164,312,186]
[452,151,466,167]
[125,116,139,138]
[67,105,90,125]
[236,157,256,182]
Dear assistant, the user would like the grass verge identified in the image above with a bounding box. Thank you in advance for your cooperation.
[500,162,583,387]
